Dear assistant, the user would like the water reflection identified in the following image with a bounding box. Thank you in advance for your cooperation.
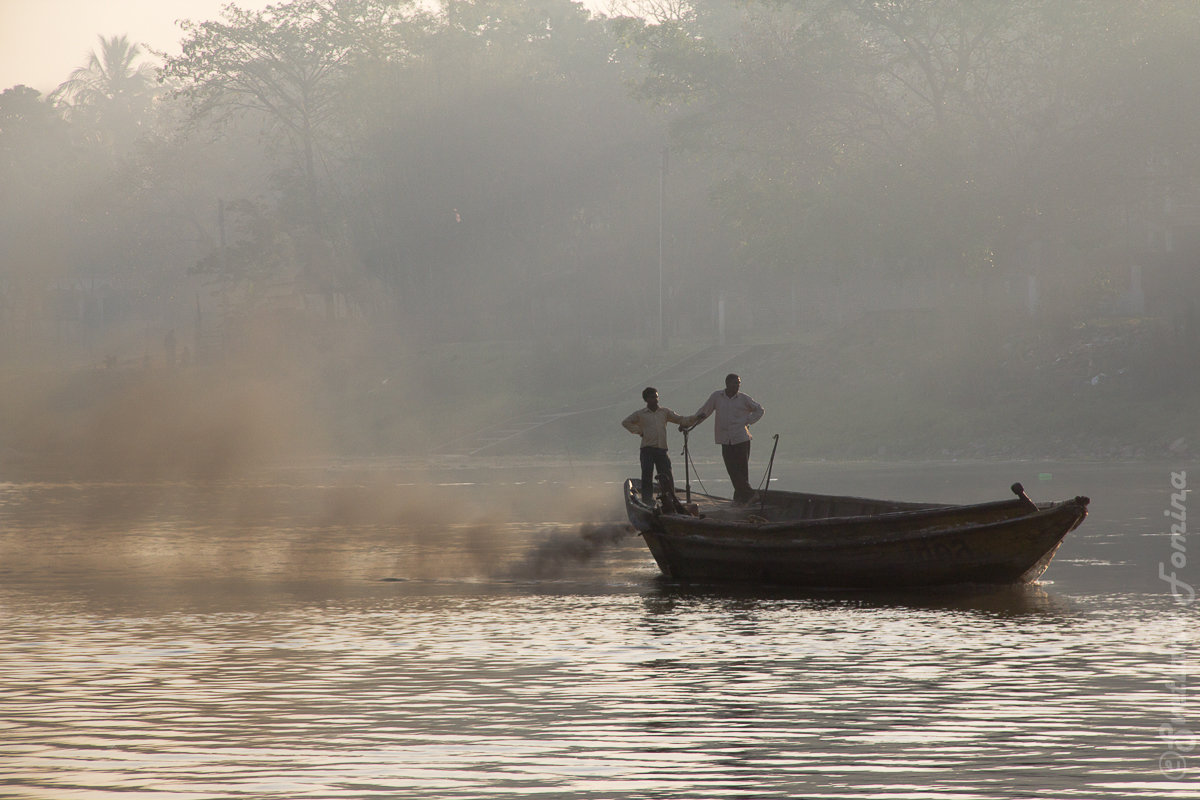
[644,580,1074,617]
[8,588,1183,799]
[0,465,1195,799]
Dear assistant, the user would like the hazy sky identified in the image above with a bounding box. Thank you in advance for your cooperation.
[0,1,609,95]
[0,0,273,93]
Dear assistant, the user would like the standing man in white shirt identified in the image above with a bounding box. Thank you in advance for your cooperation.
[686,373,765,505]
[622,387,698,505]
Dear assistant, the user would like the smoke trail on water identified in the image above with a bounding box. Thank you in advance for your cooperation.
[501,522,636,580]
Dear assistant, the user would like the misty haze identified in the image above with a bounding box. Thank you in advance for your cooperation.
[0,2,1196,798]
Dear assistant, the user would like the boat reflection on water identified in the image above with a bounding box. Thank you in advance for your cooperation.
[641,578,1073,618]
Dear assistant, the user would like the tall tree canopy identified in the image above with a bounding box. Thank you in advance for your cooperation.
[51,34,158,155]
[8,0,1200,367]
[160,0,425,213]
[612,0,1200,291]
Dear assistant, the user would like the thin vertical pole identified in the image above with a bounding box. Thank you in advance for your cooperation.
[659,146,668,349]
[683,428,691,504]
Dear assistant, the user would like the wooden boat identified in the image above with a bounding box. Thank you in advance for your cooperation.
[623,479,1089,589]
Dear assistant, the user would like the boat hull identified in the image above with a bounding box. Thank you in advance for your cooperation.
[624,479,1088,589]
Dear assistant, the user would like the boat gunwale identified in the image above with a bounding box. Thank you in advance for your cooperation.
[648,498,1088,551]
[627,478,943,518]
[659,496,1035,533]
[626,479,1065,534]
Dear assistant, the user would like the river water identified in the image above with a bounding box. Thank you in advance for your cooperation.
[0,460,1195,799]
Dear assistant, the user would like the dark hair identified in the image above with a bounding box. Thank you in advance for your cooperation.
[642,387,657,401]
[725,373,740,385]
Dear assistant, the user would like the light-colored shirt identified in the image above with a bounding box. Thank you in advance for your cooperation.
[693,390,764,445]
[622,406,693,450]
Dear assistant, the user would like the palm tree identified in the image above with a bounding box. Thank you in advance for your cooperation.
[51,34,158,153]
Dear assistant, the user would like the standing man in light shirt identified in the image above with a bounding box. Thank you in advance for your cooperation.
[622,387,698,505]
[685,373,765,505]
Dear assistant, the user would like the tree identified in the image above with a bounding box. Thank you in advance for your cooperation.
[0,86,72,178]
[613,1,1170,282]
[338,0,687,340]
[0,86,79,350]
[160,0,424,221]
[51,34,158,156]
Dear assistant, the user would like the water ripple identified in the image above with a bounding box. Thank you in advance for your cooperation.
[0,589,1192,799]
[0,472,1195,799]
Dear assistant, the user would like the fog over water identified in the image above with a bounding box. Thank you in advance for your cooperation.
[2,2,1199,797]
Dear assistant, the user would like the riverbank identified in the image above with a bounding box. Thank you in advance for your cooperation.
[1,310,1195,480]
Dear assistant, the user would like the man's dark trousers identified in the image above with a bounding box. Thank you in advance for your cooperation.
[640,446,673,503]
[721,440,753,504]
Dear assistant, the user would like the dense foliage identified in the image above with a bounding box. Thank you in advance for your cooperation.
[4,0,1200,367]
